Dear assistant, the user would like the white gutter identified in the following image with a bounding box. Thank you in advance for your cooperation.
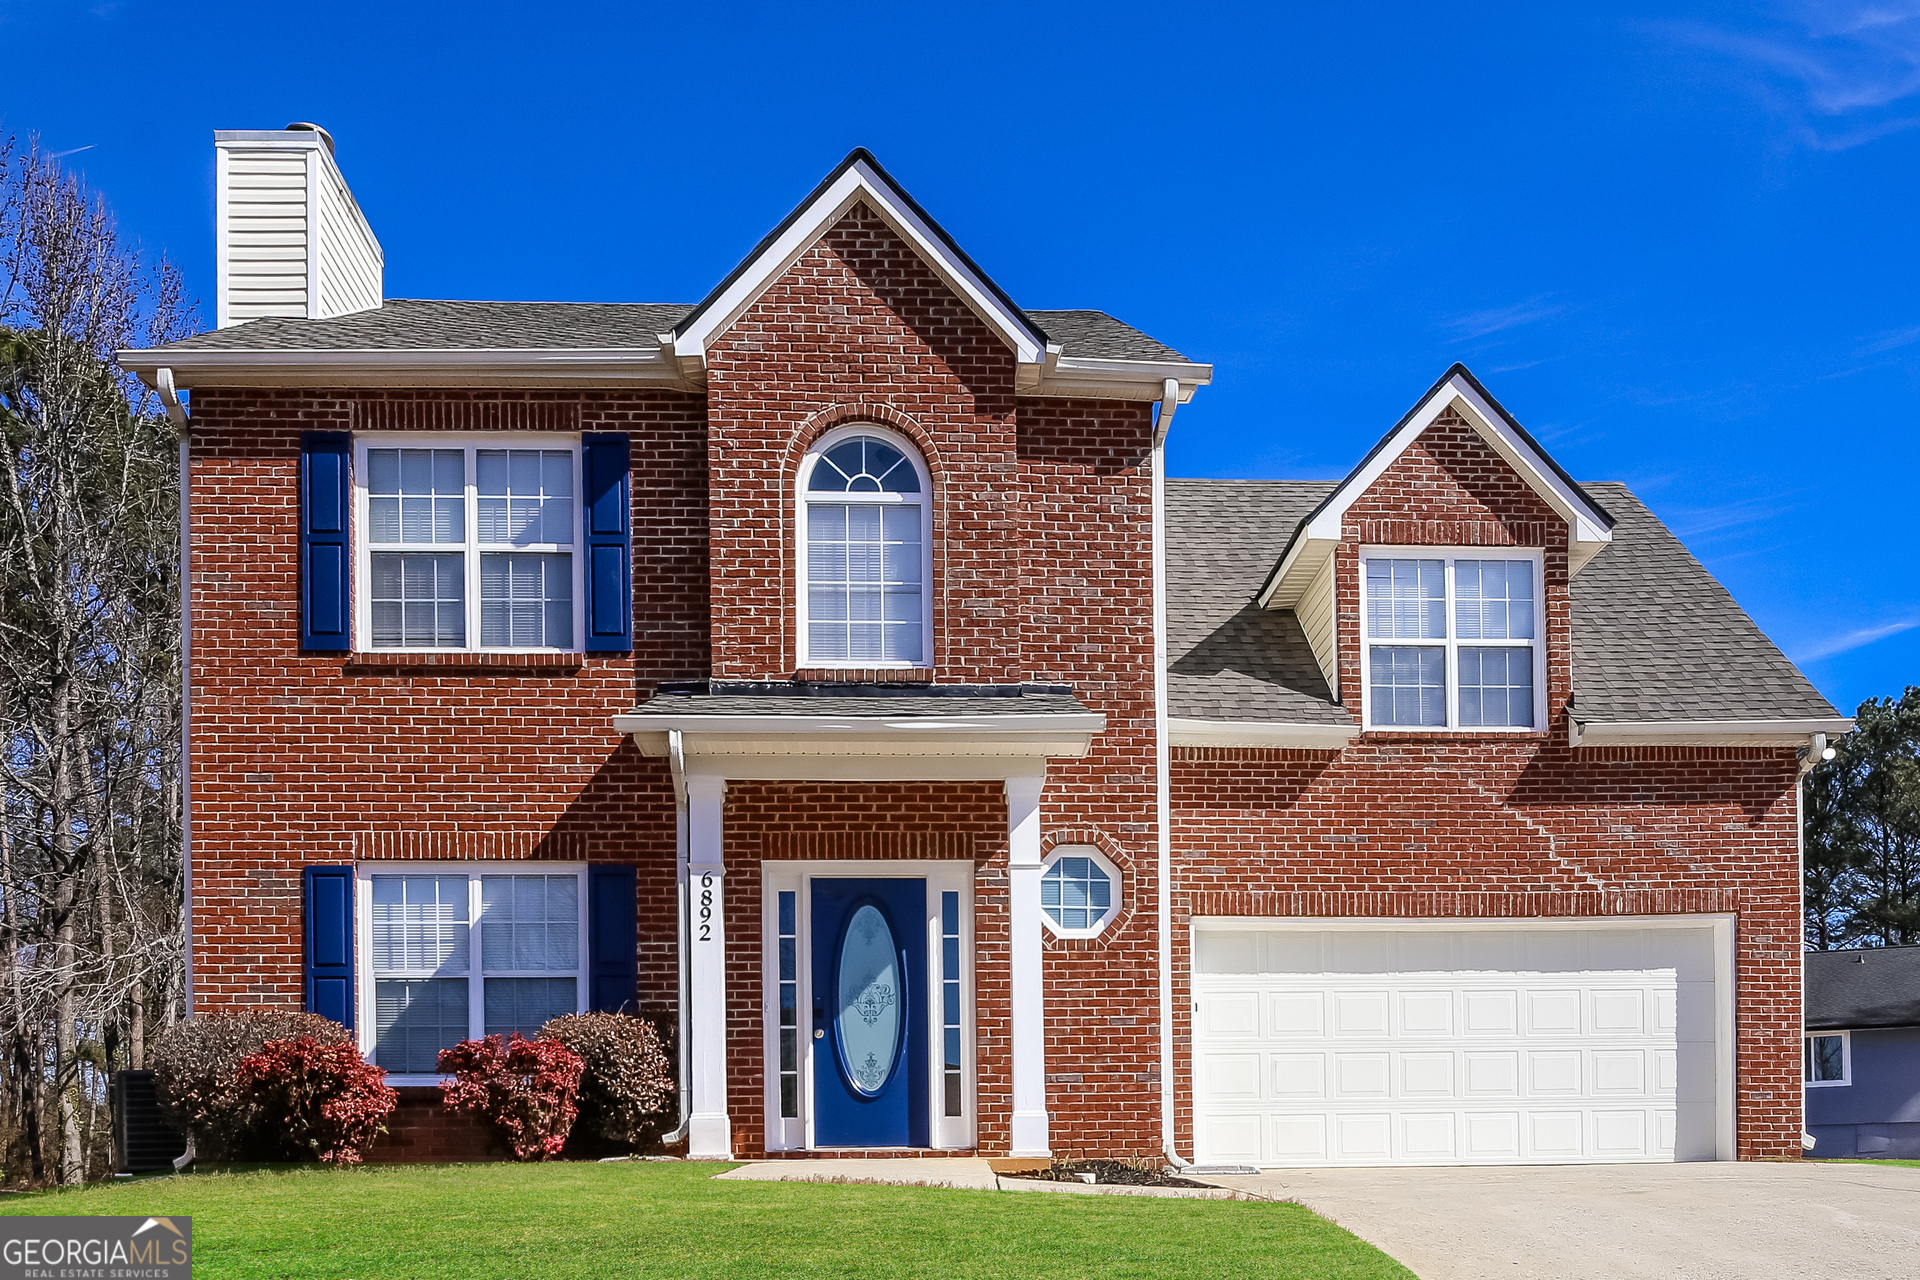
[1152,377,1186,1168]
[663,729,691,1146]
[1169,718,1358,750]
[158,369,192,1017]
[115,346,688,390]
[1568,717,1855,748]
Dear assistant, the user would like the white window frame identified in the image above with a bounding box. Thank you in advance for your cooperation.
[759,862,975,1152]
[794,424,934,670]
[1039,845,1122,940]
[1357,546,1547,733]
[1804,1030,1851,1087]
[353,861,590,1086]
[352,434,586,654]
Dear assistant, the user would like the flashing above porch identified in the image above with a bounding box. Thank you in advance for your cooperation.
[613,681,1106,780]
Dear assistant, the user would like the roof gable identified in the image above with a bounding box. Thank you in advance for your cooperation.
[1258,364,1617,609]
[669,149,1048,377]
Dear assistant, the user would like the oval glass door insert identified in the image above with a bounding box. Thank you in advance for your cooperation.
[836,904,902,1096]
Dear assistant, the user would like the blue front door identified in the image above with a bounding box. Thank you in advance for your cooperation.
[811,878,928,1147]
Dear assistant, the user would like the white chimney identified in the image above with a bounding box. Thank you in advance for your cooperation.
[214,124,383,329]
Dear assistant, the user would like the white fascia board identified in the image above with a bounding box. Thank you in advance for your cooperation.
[1569,717,1855,747]
[615,711,1105,764]
[1169,718,1357,749]
[1258,371,1612,609]
[672,159,1046,370]
[116,346,684,390]
[1029,357,1215,403]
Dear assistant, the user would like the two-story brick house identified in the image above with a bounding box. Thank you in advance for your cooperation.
[121,126,1849,1167]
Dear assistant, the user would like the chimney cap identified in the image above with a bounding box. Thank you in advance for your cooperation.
[284,122,335,156]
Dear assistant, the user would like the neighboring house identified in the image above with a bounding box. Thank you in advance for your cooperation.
[119,126,1852,1167]
[1805,946,1920,1159]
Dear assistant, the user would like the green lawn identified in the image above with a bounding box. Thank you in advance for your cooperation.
[0,1161,1412,1280]
[1816,1158,1920,1168]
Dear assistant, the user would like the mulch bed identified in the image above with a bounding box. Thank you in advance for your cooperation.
[1003,1158,1213,1188]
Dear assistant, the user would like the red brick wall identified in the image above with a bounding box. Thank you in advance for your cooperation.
[1170,412,1803,1160]
[702,202,1022,682]
[184,388,707,1017]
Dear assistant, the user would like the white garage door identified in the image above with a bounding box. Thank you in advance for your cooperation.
[1193,923,1726,1167]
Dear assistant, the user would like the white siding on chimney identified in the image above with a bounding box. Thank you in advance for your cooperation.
[313,148,382,318]
[219,147,310,325]
[215,130,382,329]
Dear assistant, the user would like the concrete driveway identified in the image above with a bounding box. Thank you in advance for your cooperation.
[1200,1162,1920,1280]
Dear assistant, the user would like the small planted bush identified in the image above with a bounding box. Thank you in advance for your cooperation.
[541,1012,674,1151]
[438,1034,585,1161]
[234,1037,397,1165]
[152,1009,353,1160]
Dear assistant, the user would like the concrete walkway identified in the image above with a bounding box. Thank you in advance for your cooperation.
[1199,1161,1920,1280]
[715,1158,1244,1198]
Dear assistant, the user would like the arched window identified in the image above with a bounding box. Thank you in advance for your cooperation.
[798,428,931,667]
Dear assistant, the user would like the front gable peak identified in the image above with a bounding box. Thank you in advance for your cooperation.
[668,149,1049,383]
[1258,364,1616,611]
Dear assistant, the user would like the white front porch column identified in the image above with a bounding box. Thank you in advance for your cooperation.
[1005,773,1050,1157]
[686,775,732,1160]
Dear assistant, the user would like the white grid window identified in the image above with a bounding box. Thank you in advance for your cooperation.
[1361,550,1543,731]
[356,439,582,653]
[1039,847,1121,939]
[798,429,931,668]
[363,866,587,1079]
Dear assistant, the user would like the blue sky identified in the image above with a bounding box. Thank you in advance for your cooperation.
[3,1,1915,715]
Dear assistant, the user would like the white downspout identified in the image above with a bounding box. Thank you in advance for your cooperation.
[158,369,192,1020]
[1153,377,1186,1168]
[1796,731,1831,1154]
[663,728,691,1145]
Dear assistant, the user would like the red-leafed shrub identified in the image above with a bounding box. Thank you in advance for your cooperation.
[233,1036,397,1165]
[153,1009,355,1160]
[438,1034,585,1161]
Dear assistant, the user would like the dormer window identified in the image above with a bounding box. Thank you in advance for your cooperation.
[1359,549,1544,731]
[797,428,931,668]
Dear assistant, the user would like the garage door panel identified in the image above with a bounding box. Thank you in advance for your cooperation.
[1202,991,1260,1036]
[1333,990,1389,1035]
[1272,1053,1326,1098]
[1334,1053,1391,1098]
[1192,926,1713,1168]
[1401,1112,1457,1159]
[1401,1052,1454,1096]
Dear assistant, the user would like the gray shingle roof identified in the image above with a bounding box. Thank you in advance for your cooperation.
[1168,479,1346,723]
[1025,311,1191,363]
[1806,946,1920,1030]
[1570,483,1837,723]
[155,299,697,351]
[629,683,1094,719]
[1165,478,1838,726]
[147,301,1193,364]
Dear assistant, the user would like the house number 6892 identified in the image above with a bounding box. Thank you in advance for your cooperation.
[698,874,714,941]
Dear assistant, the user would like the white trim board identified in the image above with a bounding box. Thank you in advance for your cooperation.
[1169,719,1358,750]
[1259,367,1615,612]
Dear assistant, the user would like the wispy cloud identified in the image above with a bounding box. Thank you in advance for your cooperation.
[1443,296,1564,341]
[1795,618,1920,661]
[1658,3,1920,149]
[1859,322,1920,353]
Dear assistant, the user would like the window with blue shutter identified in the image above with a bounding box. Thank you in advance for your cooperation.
[303,865,355,1030]
[588,865,638,1014]
[581,433,632,652]
[300,432,353,650]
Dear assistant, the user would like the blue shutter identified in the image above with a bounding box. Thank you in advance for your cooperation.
[303,865,355,1030]
[581,433,632,653]
[588,865,638,1014]
[299,431,352,651]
